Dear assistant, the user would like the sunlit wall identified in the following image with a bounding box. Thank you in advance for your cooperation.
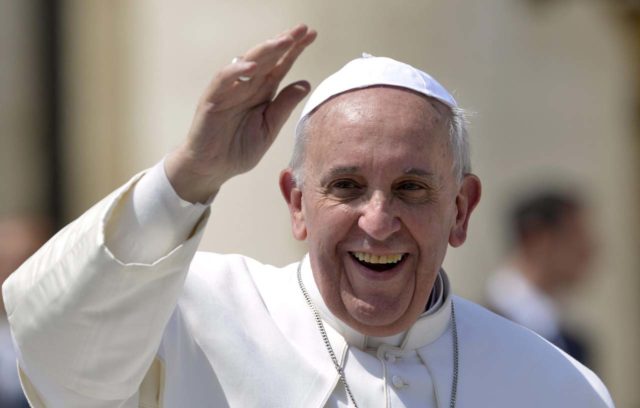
[4,0,637,405]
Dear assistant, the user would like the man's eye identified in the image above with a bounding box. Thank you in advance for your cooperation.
[398,182,422,191]
[395,181,432,202]
[331,179,361,190]
[326,179,364,200]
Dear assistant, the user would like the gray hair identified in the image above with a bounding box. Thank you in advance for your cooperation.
[289,104,471,186]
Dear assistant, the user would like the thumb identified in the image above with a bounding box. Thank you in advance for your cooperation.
[264,81,311,136]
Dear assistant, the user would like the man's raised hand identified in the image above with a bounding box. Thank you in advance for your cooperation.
[165,24,316,203]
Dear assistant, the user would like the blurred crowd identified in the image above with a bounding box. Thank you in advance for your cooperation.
[0,215,52,408]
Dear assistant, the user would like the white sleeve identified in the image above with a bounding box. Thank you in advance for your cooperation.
[105,159,209,264]
[1,165,210,407]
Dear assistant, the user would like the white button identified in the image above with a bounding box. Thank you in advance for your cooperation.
[385,352,397,363]
[392,375,407,388]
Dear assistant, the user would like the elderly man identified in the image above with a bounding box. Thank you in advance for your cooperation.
[3,25,613,407]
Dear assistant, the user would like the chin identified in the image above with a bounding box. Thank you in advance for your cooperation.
[343,299,416,337]
[350,316,415,337]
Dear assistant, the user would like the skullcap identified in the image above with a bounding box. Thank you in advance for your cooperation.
[298,53,457,124]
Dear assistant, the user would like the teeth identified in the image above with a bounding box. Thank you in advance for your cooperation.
[352,252,404,264]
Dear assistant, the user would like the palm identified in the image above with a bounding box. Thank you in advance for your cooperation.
[167,25,316,203]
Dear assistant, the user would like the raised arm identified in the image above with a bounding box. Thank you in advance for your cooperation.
[2,25,316,407]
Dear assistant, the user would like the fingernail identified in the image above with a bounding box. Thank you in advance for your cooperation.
[296,82,310,92]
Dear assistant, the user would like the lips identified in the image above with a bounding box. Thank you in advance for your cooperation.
[350,251,407,272]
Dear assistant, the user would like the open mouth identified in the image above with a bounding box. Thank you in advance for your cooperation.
[350,252,407,272]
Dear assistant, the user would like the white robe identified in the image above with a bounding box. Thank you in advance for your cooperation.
[2,169,614,407]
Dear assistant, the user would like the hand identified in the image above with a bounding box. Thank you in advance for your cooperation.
[165,24,317,203]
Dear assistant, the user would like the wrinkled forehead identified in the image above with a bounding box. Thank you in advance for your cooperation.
[302,87,455,174]
[306,85,450,132]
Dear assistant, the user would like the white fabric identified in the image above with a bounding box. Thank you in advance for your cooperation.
[105,160,208,264]
[299,255,450,406]
[0,316,28,406]
[486,266,561,340]
[298,54,458,125]
[2,166,615,407]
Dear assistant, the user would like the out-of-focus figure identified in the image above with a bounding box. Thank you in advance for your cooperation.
[486,190,596,366]
[0,216,51,408]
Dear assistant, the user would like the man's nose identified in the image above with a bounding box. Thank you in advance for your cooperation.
[357,191,401,241]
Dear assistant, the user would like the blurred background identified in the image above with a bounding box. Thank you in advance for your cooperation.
[1,0,638,406]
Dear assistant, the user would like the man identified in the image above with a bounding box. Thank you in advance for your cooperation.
[486,190,596,366]
[3,25,613,407]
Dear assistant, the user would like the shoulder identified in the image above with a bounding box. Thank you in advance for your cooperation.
[187,251,294,279]
[453,297,614,408]
[183,251,298,301]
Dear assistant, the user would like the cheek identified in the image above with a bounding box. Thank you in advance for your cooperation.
[305,203,355,252]
[407,210,452,244]
[405,210,454,266]
[310,199,354,228]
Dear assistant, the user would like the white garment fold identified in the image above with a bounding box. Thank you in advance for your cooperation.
[2,161,615,408]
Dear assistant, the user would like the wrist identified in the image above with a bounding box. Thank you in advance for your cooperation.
[164,148,223,204]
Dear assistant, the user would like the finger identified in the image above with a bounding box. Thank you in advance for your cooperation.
[274,23,309,43]
[201,25,313,106]
[270,29,317,81]
[242,25,310,76]
[263,80,311,137]
[213,60,257,89]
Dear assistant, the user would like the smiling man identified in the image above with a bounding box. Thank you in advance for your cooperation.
[3,25,613,407]
[282,85,477,338]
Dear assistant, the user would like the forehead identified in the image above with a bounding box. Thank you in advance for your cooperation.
[304,87,452,171]
[307,86,449,132]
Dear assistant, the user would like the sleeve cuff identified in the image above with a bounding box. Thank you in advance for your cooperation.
[104,160,209,264]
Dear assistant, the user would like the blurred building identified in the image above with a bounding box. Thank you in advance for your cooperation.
[2,0,638,406]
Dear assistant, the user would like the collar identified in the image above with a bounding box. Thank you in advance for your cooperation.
[486,266,560,339]
[300,254,452,351]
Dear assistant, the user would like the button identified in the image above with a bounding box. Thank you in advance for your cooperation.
[385,352,397,363]
[392,375,408,389]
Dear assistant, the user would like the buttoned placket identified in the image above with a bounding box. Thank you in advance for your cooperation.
[299,256,451,408]
[373,344,437,407]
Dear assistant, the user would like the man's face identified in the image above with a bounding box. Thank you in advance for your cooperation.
[282,87,480,336]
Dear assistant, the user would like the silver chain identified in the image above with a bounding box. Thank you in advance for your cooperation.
[450,301,459,408]
[297,263,459,408]
[297,264,360,407]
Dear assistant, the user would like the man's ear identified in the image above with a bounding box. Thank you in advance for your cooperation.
[279,168,307,241]
[449,174,482,247]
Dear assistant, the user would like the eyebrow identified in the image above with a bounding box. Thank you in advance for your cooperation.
[403,167,436,178]
[326,166,359,176]
[320,166,438,184]
[320,166,359,184]
[402,168,440,186]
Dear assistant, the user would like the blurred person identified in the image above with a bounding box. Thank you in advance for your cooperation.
[2,25,613,407]
[0,215,51,408]
[486,190,596,366]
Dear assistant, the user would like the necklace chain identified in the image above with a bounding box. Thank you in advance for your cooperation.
[297,264,360,407]
[297,263,459,408]
[449,299,459,408]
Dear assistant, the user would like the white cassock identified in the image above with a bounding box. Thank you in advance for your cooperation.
[2,162,614,408]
